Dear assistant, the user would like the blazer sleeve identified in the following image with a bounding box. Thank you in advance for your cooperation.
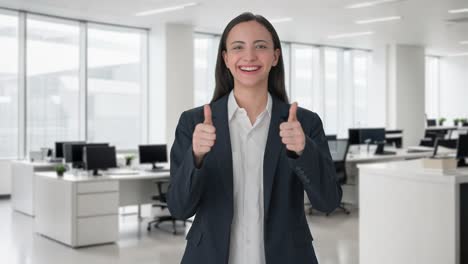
[167,111,208,220]
[287,112,342,213]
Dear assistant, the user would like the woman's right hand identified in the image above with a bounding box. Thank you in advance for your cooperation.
[193,104,216,167]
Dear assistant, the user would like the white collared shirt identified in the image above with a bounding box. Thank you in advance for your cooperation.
[227,91,272,264]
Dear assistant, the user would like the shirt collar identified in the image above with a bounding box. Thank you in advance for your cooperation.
[228,90,272,122]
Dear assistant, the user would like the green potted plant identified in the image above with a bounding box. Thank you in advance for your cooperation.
[124,155,135,167]
[438,117,446,126]
[55,164,66,177]
[454,118,460,126]
[461,118,468,126]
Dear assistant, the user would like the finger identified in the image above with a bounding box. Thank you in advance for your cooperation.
[197,124,216,133]
[282,137,298,145]
[197,146,211,153]
[198,132,216,141]
[279,130,301,138]
[204,104,212,125]
[196,139,215,147]
[285,144,301,152]
[280,121,301,130]
[288,102,298,122]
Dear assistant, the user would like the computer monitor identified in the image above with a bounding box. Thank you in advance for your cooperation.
[64,143,108,168]
[348,129,361,145]
[427,119,437,127]
[457,134,468,167]
[433,138,458,157]
[84,146,117,176]
[139,144,167,170]
[55,141,85,158]
[360,128,386,144]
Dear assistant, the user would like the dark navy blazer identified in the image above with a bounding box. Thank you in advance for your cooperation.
[167,94,342,264]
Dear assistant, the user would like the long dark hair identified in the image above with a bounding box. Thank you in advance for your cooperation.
[211,12,288,103]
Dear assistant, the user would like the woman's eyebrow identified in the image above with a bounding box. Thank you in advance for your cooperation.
[229,39,269,45]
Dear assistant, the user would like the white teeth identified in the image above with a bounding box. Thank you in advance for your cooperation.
[240,66,259,72]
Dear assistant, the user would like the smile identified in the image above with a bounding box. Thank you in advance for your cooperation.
[239,66,261,72]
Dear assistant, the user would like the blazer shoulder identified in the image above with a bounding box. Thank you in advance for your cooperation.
[297,107,322,124]
[179,106,204,128]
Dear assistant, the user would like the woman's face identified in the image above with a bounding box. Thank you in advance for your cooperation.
[223,20,280,90]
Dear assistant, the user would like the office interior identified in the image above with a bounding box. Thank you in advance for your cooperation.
[1,0,468,263]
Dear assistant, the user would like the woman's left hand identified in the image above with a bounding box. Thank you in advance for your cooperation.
[279,102,305,156]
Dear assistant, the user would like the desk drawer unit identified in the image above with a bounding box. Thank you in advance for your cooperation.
[77,181,119,194]
[77,215,118,246]
[77,192,119,217]
[74,180,119,247]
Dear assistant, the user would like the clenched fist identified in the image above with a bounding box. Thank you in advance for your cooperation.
[193,104,216,167]
[279,102,305,156]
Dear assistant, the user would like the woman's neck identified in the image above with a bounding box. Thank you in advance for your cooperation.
[233,85,269,125]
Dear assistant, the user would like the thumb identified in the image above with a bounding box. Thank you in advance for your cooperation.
[288,102,298,122]
[203,104,212,125]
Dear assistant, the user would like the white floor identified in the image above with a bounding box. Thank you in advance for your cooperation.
[0,198,358,264]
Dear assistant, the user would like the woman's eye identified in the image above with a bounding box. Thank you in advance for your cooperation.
[256,45,267,49]
[232,46,243,50]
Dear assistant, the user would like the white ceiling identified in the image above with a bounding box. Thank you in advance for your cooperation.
[1,0,468,55]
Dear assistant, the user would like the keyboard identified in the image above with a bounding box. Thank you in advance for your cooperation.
[375,150,397,155]
[407,146,434,153]
[107,169,139,175]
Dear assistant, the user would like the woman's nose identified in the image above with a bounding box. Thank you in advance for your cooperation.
[243,47,257,62]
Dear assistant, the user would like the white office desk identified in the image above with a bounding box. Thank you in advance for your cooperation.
[34,170,170,248]
[11,160,57,216]
[359,160,468,264]
[342,146,454,206]
[346,147,435,163]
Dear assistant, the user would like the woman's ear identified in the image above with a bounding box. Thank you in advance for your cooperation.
[272,48,281,66]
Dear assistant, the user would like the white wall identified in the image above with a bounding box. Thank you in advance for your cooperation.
[440,57,468,121]
[387,44,426,147]
[0,160,12,195]
[165,24,194,150]
[368,43,387,127]
[148,25,167,144]
[148,23,194,154]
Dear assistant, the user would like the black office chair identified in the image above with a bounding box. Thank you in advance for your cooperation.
[328,139,351,215]
[419,129,447,147]
[147,180,188,235]
[385,129,403,148]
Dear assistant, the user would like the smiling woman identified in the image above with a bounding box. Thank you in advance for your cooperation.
[167,12,341,264]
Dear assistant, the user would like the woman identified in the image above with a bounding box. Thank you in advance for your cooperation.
[167,12,342,264]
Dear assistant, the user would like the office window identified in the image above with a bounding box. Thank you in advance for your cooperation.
[26,15,81,152]
[87,24,147,149]
[353,50,370,127]
[194,34,219,106]
[290,44,321,114]
[341,50,354,138]
[0,12,18,158]
[281,42,291,97]
[425,56,440,119]
[324,48,339,135]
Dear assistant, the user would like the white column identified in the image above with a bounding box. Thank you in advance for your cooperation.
[165,24,194,150]
[148,23,194,151]
[368,43,387,128]
[386,44,425,147]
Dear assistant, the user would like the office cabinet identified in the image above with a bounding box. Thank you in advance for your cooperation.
[35,175,119,247]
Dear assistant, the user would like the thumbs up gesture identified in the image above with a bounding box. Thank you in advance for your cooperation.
[280,102,305,155]
[193,104,216,166]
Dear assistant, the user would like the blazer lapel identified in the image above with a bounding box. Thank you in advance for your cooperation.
[264,96,289,219]
[210,95,234,202]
